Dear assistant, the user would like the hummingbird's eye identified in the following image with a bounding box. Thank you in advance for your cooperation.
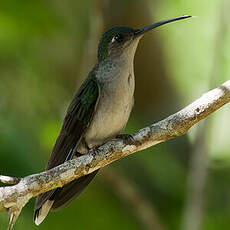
[112,34,124,43]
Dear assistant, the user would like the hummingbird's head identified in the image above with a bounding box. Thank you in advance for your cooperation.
[97,26,137,62]
[97,15,191,62]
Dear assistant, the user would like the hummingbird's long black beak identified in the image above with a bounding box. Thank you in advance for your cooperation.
[134,15,192,37]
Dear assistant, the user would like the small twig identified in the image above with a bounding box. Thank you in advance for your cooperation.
[0,176,21,185]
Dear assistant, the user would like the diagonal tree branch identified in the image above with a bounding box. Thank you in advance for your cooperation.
[0,80,230,229]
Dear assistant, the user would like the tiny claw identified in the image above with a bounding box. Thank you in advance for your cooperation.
[116,134,134,145]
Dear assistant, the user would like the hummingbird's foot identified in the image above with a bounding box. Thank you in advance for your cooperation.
[75,151,84,157]
[116,134,134,145]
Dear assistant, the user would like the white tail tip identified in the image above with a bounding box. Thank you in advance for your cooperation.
[34,200,54,226]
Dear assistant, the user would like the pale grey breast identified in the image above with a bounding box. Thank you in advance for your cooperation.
[83,59,135,150]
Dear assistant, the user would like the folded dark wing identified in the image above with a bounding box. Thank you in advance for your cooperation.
[34,75,99,211]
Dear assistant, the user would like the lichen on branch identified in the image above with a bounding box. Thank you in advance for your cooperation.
[0,80,230,230]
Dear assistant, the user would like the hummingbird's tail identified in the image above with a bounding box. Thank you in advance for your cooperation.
[34,170,99,225]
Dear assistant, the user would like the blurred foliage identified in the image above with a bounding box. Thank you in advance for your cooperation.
[0,0,230,230]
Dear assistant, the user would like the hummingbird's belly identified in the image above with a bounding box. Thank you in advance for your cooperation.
[82,75,134,151]
[85,96,133,149]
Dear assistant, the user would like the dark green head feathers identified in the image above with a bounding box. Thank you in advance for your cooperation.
[97,27,136,62]
[97,16,192,62]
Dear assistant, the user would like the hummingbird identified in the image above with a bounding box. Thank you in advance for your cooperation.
[34,15,191,225]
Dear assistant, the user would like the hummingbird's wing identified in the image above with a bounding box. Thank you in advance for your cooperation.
[34,75,100,225]
[46,76,99,170]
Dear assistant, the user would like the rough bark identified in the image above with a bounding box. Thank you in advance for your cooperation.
[0,80,230,229]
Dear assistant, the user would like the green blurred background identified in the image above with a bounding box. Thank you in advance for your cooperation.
[0,0,230,229]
